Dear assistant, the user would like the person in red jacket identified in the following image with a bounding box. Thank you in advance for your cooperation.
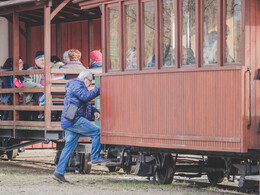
[14,60,29,88]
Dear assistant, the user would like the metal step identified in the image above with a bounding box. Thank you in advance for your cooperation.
[245,175,260,181]
[87,161,121,167]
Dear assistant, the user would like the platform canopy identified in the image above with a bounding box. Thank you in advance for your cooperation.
[0,0,101,26]
[0,0,39,8]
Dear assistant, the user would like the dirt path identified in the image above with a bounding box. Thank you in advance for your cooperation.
[0,150,249,195]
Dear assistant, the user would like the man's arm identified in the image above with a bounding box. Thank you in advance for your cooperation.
[72,83,100,103]
[92,106,99,114]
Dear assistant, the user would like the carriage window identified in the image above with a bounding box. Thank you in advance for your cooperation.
[142,1,155,68]
[203,0,218,65]
[182,0,196,66]
[225,0,241,63]
[108,6,120,70]
[161,0,175,67]
[125,4,137,70]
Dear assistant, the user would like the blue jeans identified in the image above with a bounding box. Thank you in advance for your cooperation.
[55,117,101,175]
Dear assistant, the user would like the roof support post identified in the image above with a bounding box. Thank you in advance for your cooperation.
[44,3,51,136]
[26,25,31,64]
[13,11,19,78]
[101,4,106,73]
[13,10,19,136]
[50,0,70,20]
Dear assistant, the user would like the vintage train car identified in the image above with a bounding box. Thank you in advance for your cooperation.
[79,0,260,188]
[0,0,260,189]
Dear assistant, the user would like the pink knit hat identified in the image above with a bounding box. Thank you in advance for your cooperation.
[90,50,102,62]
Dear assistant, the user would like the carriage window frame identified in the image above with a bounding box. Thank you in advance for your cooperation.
[140,0,157,70]
[103,0,244,73]
[123,1,138,71]
[159,0,178,69]
[201,0,219,66]
[180,0,197,68]
[223,0,243,66]
[106,3,121,72]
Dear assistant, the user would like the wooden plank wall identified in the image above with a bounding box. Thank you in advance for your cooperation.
[101,69,243,152]
[8,19,101,68]
[248,0,260,149]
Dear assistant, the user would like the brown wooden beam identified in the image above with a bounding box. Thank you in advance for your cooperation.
[14,69,44,75]
[44,4,51,133]
[0,121,14,126]
[13,10,19,136]
[26,25,31,64]
[15,3,45,13]
[14,88,45,93]
[64,5,83,12]
[51,87,66,92]
[22,12,43,19]
[101,3,106,73]
[15,106,45,111]
[89,19,93,52]
[79,0,107,9]
[15,121,45,127]
[59,9,81,17]
[56,23,62,58]
[0,88,44,93]
[50,0,70,20]
[13,12,19,72]
[72,0,85,3]
[50,69,84,74]
[19,14,39,23]
[51,106,64,111]
[50,122,61,127]
[0,105,14,110]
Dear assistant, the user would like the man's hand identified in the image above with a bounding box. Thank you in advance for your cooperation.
[94,112,100,120]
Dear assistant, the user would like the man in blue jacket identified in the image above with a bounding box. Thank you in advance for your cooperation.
[53,69,109,183]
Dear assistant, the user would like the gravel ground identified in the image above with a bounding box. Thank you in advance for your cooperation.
[0,149,252,195]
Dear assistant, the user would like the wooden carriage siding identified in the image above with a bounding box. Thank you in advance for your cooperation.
[0,0,259,153]
[91,0,260,153]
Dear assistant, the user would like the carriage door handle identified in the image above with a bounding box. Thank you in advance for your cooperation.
[247,67,251,129]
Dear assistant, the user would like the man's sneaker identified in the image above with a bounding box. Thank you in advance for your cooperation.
[91,157,111,165]
[52,172,69,183]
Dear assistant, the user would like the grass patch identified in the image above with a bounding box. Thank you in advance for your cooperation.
[0,169,29,176]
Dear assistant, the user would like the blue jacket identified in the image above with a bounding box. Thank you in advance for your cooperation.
[61,79,100,129]
[2,68,13,104]
[89,62,102,69]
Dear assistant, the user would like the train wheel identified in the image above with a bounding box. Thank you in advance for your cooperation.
[207,171,224,186]
[155,154,175,184]
[121,149,132,174]
[206,157,225,186]
[106,147,121,172]
[108,166,121,172]
[7,149,18,160]
[84,153,92,174]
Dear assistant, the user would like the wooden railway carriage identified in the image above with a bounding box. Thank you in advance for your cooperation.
[90,0,260,187]
[0,0,260,189]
